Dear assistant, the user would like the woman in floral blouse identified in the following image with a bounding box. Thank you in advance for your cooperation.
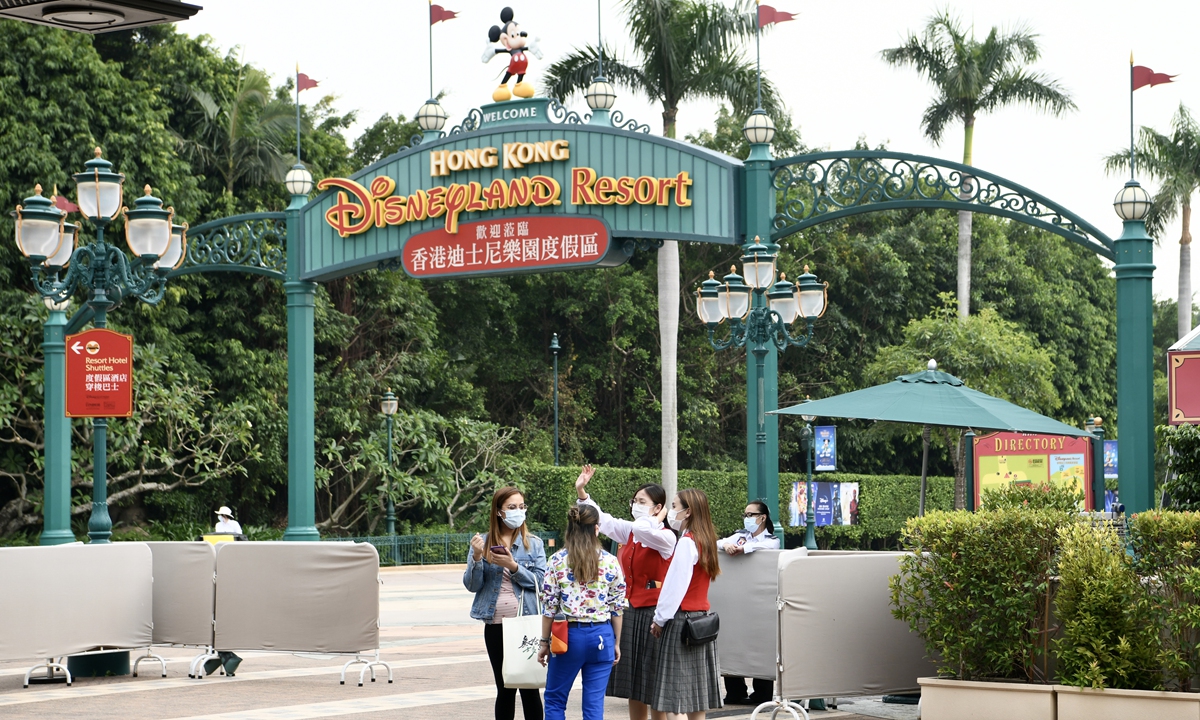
[538,503,627,720]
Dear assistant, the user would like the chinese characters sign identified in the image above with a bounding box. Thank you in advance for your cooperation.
[66,328,133,418]
[973,432,1093,509]
[402,216,610,278]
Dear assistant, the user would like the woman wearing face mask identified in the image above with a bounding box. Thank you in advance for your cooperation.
[716,500,779,705]
[464,486,548,720]
[537,502,627,720]
[650,488,723,719]
[574,465,676,720]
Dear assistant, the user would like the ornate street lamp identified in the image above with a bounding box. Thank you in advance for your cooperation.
[416,99,449,137]
[14,148,181,544]
[380,389,398,535]
[742,109,777,146]
[697,237,828,522]
[800,399,817,551]
[1113,181,1151,221]
[285,164,314,197]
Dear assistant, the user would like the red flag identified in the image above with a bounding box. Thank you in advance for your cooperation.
[1133,65,1176,90]
[430,4,457,25]
[757,4,795,28]
[53,195,79,213]
[297,72,319,92]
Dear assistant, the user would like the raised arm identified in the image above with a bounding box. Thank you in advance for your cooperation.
[575,465,635,544]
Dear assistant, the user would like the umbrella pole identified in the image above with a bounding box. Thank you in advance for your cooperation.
[919,424,931,517]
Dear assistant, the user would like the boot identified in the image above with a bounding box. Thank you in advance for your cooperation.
[513,81,535,99]
[492,84,512,102]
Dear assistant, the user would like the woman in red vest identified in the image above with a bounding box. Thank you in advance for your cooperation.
[575,465,676,720]
[650,488,723,719]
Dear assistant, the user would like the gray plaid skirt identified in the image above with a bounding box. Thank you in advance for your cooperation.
[607,605,658,703]
[649,610,723,714]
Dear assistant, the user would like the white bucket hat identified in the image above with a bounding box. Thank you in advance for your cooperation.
[215,506,234,517]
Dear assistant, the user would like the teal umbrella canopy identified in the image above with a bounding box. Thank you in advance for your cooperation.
[772,360,1088,437]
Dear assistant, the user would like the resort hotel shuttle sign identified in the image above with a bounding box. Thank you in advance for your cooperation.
[297,97,741,283]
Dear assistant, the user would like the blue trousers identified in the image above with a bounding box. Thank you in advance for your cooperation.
[544,622,616,720]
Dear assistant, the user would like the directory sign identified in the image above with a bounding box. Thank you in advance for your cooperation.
[973,431,1093,509]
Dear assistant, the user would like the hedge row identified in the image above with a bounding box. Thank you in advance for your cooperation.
[510,464,953,550]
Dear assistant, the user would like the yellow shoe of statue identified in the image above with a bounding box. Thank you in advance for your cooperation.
[513,81,535,99]
[492,85,512,102]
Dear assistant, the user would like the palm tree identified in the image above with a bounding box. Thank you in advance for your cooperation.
[543,0,784,497]
[1106,104,1200,339]
[881,11,1075,319]
[176,66,297,207]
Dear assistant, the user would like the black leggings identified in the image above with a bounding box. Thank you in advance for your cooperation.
[484,621,544,720]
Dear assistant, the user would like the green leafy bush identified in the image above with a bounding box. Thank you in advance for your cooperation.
[982,482,1083,512]
[1158,424,1200,509]
[1054,523,1159,690]
[1130,511,1200,691]
[890,507,1074,682]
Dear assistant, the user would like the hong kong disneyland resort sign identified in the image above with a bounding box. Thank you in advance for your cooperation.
[297,98,742,282]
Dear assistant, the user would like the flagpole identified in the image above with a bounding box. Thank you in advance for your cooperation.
[429,1,434,99]
[597,0,603,76]
[755,0,762,109]
[1129,53,1135,180]
[295,63,302,163]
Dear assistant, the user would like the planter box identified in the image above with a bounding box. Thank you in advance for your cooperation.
[918,677,1056,720]
[1055,684,1200,720]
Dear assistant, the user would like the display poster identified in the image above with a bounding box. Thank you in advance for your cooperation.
[1103,439,1118,479]
[973,431,1093,509]
[789,481,859,527]
[814,426,837,472]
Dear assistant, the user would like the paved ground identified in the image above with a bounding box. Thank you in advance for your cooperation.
[0,565,919,720]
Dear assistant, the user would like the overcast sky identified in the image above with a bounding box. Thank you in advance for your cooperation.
[182,0,1197,302]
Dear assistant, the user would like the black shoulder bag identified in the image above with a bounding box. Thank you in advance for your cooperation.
[682,612,719,646]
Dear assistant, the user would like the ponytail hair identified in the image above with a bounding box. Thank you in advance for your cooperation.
[748,500,774,535]
[564,503,601,584]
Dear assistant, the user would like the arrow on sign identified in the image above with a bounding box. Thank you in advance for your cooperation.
[71,341,84,355]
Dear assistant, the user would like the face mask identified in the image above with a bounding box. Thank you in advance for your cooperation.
[667,509,684,531]
[631,504,651,521]
[502,509,526,529]
[743,517,761,533]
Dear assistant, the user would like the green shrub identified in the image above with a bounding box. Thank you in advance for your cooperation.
[1130,510,1200,691]
[982,482,1083,512]
[890,507,1074,682]
[1054,523,1160,690]
[1158,424,1200,509]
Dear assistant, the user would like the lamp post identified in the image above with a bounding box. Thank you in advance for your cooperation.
[550,333,560,465]
[1112,181,1155,514]
[696,238,828,524]
[799,400,818,551]
[15,149,181,544]
[380,390,398,535]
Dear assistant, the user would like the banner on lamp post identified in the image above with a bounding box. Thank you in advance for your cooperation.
[65,328,133,418]
[814,425,836,471]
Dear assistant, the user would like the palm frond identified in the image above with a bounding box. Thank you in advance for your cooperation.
[978,70,1075,116]
[920,100,957,146]
[687,55,783,118]
[542,45,654,103]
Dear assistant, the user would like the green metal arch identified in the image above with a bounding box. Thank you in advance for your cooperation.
[167,212,287,281]
[769,151,1115,262]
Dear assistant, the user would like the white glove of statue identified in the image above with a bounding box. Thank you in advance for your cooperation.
[527,37,544,60]
[482,42,497,63]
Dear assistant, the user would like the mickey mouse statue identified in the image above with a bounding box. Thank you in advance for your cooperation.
[481,7,543,102]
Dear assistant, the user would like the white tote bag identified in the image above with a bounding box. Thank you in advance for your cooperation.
[502,590,548,689]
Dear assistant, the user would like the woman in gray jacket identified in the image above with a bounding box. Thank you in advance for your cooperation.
[464,486,548,720]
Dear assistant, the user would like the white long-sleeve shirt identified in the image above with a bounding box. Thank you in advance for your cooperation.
[654,535,698,626]
[717,529,780,554]
[214,518,242,534]
[577,495,676,560]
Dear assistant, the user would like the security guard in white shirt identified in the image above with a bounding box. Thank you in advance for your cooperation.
[717,500,780,705]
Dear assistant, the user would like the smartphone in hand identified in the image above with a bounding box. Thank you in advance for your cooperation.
[490,545,509,555]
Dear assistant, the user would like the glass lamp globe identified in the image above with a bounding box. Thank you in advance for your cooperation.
[73,147,124,220]
[718,266,751,320]
[285,164,314,196]
[125,185,173,259]
[584,78,616,111]
[743,109,776,146]
[767,272,800,325]
[381,390,399,416]
[416,100,449,133]
[740,236,777,289]
[1113,181,1151,221]
[45,221,78,269]
[796,265,829,320]
[13,184,66,260]
[696,271,724,325]
[155,222,187,270]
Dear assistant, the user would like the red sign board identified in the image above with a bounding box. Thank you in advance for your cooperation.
[1169,351,1200,424]
[66,328,133,418]
[402,215,609,278]
[973,431,1094,510]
